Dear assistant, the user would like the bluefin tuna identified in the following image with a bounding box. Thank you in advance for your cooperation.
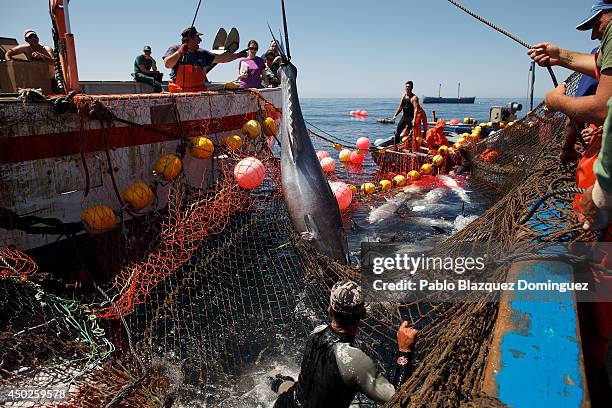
[278,62,350,264]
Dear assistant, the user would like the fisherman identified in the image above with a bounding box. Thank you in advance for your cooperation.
[391,81,419,144]
[529,2,612,403]
[559,47,599,167]
[5,29,56,91]
[271,280,417,407]
[163,26,246,93]
[263,50,281,87]
[133,46,163,93]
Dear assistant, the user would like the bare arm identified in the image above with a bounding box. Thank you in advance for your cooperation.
[213,51,245,64]
[528,43,596,77]
[138,64,152,74]
[392,98,403,119]
[164,48,182,69]
[545,72,612,125]
[151,57,158,72]
[5,45,28,60]
[411,96,420,125]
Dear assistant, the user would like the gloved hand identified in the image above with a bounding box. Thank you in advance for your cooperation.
[178,44,188,56]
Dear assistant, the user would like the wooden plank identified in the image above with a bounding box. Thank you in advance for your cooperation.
[483,260,589,407]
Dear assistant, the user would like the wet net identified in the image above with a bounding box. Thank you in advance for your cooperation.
[0,71,599,407]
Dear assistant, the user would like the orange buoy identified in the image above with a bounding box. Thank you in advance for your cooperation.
[81,205,116,233]
[242,120,261,139]
[155,154,182,181]
[262,117,278,136]
[122,182,154,211]
[189,136,214,159]
[224,134,243,151]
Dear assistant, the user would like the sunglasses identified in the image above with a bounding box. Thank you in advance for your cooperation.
[248,47,258,50]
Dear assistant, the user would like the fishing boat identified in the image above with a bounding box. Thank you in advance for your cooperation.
[423,82,475,104]
[0,1,282,259]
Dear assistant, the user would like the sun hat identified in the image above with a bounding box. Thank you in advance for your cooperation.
[576,1,612,31]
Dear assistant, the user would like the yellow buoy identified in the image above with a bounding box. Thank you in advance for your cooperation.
[262,117,278,137]
[438,145,449,156]
[461,132,470,138]
[189,136,214,159]
[224,134,243,151]
[361,182,376,194]
[507,121,514,127]
[421,163,433,175]
[348,184,357,196]
[225,82,239,90]
[457,137,466,145]
[393,175,407,187]
[463,117,470,124]
[81,205,116,233]
[432,154,444,167]
[473,126,482,133]
[453,142,462,150]
[415,136,423,145]
[380,179,392,191]
[407,170,420,181]
[499,121,506,128]
[401,136,408,143]
[242,120,261,139]
[333,143,342,151]
[339,149,352,162]
[155,154,182,181]
[122,182,154,211]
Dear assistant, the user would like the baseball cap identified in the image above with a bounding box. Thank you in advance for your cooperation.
[143,45,152,52]
[181,26,203,38]
[576,1,612,31]
[329,280,366,318]
[23,29,37,39]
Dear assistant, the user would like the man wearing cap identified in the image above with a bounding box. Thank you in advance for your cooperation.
[529,2,612,404]
[6,29,54,64]
[6,29,56,88]
[271,280,417,407]
[163,26,246,93]
[134,46,163,93]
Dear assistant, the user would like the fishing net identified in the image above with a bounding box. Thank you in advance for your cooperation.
[0,71,600,407]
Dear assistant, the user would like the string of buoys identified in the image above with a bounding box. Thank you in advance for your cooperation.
[349,109,369,117]
[80,114,280,233]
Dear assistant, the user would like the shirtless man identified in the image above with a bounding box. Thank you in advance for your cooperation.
[6,29,54,64]
[5,29,56,90]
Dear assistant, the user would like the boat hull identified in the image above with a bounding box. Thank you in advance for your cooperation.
[0,88,282,252]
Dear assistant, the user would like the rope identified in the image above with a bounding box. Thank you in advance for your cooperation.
[519,187,585,224]
[446,0,558,87]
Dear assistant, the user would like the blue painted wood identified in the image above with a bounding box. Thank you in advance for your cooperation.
[494,261,586,407]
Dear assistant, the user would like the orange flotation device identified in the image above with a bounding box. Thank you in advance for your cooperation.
[168,64,207,93]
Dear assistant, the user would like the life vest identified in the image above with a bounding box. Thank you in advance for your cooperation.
[168,64,207,93]
[573,126,603,212]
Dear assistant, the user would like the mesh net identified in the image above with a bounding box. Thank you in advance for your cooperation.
[0,72,600,407]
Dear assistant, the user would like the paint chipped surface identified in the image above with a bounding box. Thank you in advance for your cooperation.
[495,261,585,407]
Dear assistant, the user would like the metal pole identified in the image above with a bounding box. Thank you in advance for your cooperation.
[529,61,535,111]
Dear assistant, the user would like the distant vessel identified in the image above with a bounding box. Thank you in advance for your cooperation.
[423,82,475,104]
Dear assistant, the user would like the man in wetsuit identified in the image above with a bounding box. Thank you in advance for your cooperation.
[271,280,417,407]
[391,81,420,144]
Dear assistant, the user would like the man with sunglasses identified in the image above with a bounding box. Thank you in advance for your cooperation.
[6,29,56,91]
[5,29,54,64]
[164,26,246,93]
[134,46,163,93]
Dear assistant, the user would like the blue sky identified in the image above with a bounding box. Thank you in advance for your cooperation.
[3,0,598,98]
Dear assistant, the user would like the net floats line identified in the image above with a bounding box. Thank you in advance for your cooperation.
[446,0,558,87]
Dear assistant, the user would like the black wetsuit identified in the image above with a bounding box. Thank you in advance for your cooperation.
[395,93,416,144]
[274,325,414,408]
